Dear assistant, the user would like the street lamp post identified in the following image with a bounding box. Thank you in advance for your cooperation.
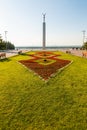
[5,31,8,50]
[82,30,86,45]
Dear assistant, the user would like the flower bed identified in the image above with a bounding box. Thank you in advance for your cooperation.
[19,51,71,80]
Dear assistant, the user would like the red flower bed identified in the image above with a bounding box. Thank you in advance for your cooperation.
[19,51,71,80]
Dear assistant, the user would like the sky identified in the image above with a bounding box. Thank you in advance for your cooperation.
[0,0,87,47]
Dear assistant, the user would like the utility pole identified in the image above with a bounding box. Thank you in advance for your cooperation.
[5,31,8,50]
[82,30,86,45]
[42,13,46,50]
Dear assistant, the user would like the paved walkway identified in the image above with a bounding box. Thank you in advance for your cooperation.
[70,50,83,57]
[6,52,18,57]
[1,49,87,58]
[60,49,85,58]
[0,50,29,58]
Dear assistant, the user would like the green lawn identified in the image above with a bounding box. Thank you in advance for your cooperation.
[0,51,87,130]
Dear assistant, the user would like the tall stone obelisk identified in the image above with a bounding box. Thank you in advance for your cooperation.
[42,14,46,50]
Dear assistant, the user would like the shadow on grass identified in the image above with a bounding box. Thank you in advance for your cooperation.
[19,53,29,56]
[0,58,11,62]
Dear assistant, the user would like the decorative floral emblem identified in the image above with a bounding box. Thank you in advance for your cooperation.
[19,51,71,80]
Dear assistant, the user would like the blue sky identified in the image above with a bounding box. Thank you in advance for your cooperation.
[0,0,87,47]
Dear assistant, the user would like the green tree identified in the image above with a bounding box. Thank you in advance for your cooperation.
[0,35,2,44]
[6,41,15,50]
[0,42,6,50]
[0,40,15,50]
[82,42,87,50]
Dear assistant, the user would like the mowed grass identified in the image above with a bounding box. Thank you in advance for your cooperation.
[0,51,87,130]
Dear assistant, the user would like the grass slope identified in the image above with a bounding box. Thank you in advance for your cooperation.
[0,52,87,130]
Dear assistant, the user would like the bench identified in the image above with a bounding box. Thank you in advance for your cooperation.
[0,53,6,59]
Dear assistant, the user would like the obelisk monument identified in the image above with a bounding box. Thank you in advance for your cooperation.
[42,14,46,50]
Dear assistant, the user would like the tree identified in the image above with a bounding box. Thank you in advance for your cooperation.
[82,42,87,50]
[0,35,2,44]
[0,40,15,50]
[6,41,15,50]
[0,41,6,50]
